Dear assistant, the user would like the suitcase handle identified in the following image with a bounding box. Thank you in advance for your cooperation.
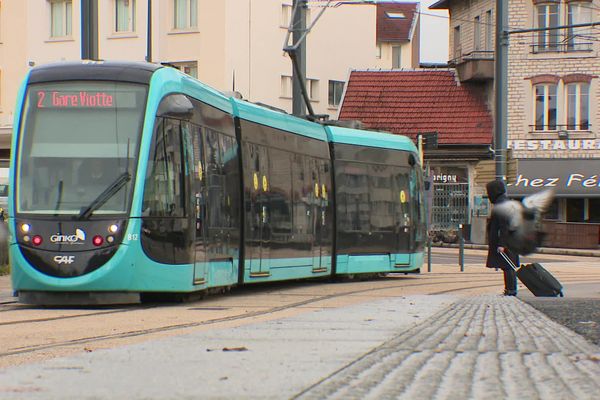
[498,249,519,271]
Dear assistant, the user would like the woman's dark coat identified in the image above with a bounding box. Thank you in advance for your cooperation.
[486,193,520,270]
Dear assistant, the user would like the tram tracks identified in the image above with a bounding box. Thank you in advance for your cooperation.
[1,273,598,361]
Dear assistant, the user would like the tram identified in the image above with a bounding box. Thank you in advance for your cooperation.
[9,61,426,304]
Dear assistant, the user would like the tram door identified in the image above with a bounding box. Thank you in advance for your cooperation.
[191,125,208,284]
[395,168,411,252]
[247,144,271,277]
[310,159,325,271]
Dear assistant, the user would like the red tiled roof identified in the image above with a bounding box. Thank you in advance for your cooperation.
[377,2,418,42]
[338,70,493,145]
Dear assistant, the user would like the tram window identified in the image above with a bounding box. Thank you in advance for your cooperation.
[291,154,306,236]
[269,148,292,240]
[205,129,224,228]
[142,118,185,217]
[336,161,369,232]
[221,135,239,227]
[17,81,146,214]
[369,164,394,232]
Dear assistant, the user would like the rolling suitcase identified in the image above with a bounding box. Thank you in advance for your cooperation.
[500,252,563,297]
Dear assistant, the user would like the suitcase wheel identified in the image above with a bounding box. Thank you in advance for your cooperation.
[559,291,564,297]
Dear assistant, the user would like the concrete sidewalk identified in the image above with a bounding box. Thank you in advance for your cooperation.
[1,294,599,400]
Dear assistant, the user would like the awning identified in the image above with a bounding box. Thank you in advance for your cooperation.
[507,159,600,198]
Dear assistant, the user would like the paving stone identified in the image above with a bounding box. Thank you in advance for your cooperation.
[296,295,600,400]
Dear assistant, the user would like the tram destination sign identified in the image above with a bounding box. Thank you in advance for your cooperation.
[34,90,137,109]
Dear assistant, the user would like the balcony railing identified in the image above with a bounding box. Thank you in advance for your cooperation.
[530,42,593,54]
[448,50,494,66]
[528,123,591,133]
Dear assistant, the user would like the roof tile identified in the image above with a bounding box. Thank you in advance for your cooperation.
[338,70,493,145]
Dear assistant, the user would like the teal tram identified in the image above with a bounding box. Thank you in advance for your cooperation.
[9,61,426,304]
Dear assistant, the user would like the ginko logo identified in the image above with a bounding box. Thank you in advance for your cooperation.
[50,229,86,244]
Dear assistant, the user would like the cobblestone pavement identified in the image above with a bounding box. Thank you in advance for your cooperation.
[295,295,600,400]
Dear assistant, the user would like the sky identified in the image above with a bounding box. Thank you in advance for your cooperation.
[417,0,450,63]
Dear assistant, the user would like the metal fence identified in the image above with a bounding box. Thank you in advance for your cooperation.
[430,182,469,230]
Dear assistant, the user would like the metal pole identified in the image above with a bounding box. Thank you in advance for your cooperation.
[427,237,432,272]
[494,0,509,182]
[458,224,464,272]
[81,0,98,60]
[146,0,152,62]
[292,0,307,116]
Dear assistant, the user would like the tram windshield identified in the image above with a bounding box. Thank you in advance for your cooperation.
[16,81,147,216]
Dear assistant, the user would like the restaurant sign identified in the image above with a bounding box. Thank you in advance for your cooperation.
[507,139,600,151]
[507,159,600,197]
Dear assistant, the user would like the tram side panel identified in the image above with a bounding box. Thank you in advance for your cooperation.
[238,119,333,282]
[140,94,241,290]
[332,144,421,274]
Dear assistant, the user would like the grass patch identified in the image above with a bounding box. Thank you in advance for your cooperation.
[0,264,9,276]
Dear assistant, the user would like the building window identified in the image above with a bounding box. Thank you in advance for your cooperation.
[589,199,600,222]
[169,61,198,78]
[328,80,344,107]
[173,0,197,30]
[485,10,493,51]
[386,12,406,19]
[453,25,461,59]
[281,75,292,98]
[567,2,592,51]
[535,3,560,52]
[307,79,319,101]
[50,0,72,38]
[392,46,402,68]
[376,43,382,59]
[115,0,135,32]
[534,83,557,131]
[566,198,585,222]
[281,4,292,27]
[566,82,589,130]
[474,16,481,51]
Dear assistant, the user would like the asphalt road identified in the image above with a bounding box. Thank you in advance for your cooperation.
[521,284,600,346]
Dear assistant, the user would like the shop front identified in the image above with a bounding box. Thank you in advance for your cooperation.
[428,165,469,229]
[508,158,600,249]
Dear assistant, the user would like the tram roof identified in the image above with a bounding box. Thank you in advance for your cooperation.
[325,125,418,153]
[28,61,162,84]
[231,98,328,142]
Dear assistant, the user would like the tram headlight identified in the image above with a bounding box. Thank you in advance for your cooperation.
[106,236,115,244]
[92,235,104,246]
[108,224,119,234]
[21,223,31,233]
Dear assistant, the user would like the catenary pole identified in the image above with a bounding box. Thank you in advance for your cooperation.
[146,0,152,62]
[292,0,307,116]
[494,0,508,182]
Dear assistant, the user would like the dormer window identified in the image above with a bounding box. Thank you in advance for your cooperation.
[386,12,406,19]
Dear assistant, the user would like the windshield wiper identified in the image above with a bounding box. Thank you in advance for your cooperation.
[78,172,131,220]
[54,180,63,216]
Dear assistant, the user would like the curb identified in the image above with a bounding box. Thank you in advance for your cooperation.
[432,243,600,258]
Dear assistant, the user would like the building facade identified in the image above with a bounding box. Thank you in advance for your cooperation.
[0,0,420,149]
[432,0,600,246]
